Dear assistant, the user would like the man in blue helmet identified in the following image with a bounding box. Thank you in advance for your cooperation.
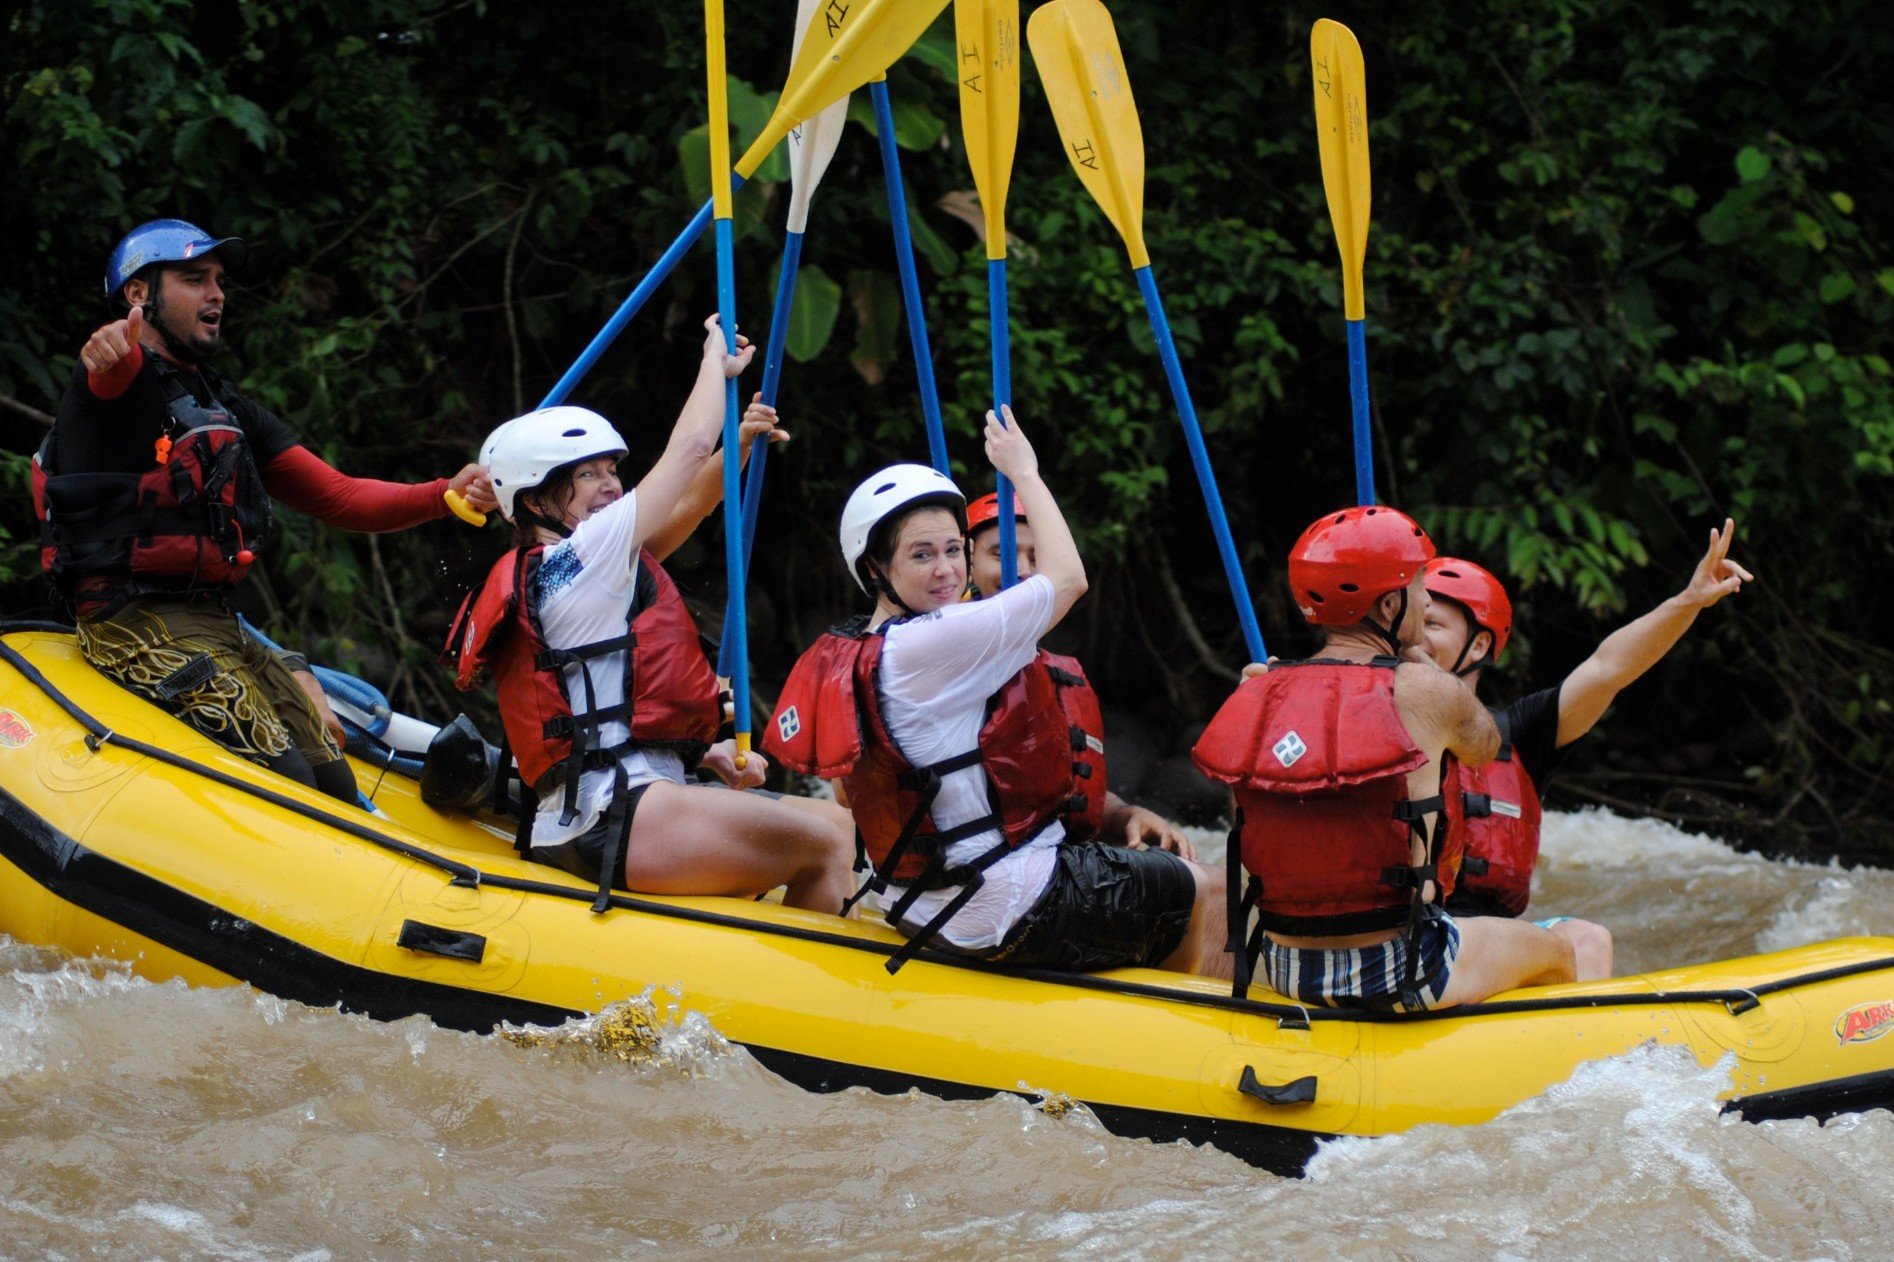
[32,218,498,801]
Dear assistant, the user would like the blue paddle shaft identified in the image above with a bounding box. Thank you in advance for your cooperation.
[1133,266,1267,664]
[715,218,749,742]
[717,230,804,676]
[539,175,749,410]
[1347,319,1375,506]
[871,79,950,478]
[990,258,1017,589]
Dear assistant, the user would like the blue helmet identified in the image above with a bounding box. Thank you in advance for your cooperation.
[103,219,248,299]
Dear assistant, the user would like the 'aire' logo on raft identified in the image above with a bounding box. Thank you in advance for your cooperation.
[1835,1000,1894,1046]
[777,706,801,744]
[0,710,34,748]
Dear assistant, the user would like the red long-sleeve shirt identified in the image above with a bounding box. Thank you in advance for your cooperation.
[84,344,450,532]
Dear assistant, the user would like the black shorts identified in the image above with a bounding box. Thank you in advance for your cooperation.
[983,842,1196,972]
[529,781,655,886]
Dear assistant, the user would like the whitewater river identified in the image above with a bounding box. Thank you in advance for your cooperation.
[3,808,1891,1260]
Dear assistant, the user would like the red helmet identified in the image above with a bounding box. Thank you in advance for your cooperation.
[1424,556,1513,663]
[1288,506,1436,626]
[965,491,1027,538]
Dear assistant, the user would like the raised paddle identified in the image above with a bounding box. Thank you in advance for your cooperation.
[955,0,1022,585]
[540,0,951,408]
[718,0,852,677]
[705,0,752,768]
[1310,17,1375,506]
[1026,0,1267,662]
[739,1,852,568]
[870,74,951,476]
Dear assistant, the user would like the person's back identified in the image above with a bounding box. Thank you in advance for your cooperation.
[1197,506,1583,1011]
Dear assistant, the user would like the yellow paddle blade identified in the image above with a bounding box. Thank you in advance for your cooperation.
[707,0,735,219]
[954,0,1020,260]
[1026,0,1146,268]
[1311,17,1370,321]
[737,0,952,179]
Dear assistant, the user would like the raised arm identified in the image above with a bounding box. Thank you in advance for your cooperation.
[984,406,1086,626]
[1556,518,1751,748]
[645,392,783,562]
[629,315,753,555]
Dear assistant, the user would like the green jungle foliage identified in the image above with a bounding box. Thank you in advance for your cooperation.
[3,0,1889,856]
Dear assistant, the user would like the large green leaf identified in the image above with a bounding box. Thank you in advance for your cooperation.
[783,262,842,363]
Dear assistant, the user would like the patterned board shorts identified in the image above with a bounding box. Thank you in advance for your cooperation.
[76,599,342,769]
[1258,910,1464,1013]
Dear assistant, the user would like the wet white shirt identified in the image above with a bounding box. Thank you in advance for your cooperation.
[526,489,688,846]
[876,574,1062,949]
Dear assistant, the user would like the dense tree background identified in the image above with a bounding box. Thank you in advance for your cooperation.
[3,0,1890,857]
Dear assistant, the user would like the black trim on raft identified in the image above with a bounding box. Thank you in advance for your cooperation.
[1727,1068,1894,1125]
[740,1044,1329,1178]
[0,787,576,1034]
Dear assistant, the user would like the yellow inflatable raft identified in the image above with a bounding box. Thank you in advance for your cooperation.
[3,625,1891,1174]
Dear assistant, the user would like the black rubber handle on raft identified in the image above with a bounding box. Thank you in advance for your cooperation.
[396,920,487,963]
[1238,1066,1317,1106]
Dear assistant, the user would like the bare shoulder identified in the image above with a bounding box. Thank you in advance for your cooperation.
[1397,659,1498,763]
[1393,659,1466,707]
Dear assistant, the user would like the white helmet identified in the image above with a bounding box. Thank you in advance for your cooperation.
[839,463,966,593]
[481,406,628,520]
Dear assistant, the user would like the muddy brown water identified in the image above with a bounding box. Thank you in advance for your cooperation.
[3,808,1892,1260]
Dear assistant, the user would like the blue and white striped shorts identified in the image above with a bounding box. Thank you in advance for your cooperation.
[1258,911,1463,1013]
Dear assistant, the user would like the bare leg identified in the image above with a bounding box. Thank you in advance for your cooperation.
[1563,919,1614,981]
[1435,915,1577,1008]
[1159,858,1233,980]
[624,781,855,915]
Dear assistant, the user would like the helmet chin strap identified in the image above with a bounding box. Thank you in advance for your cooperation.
[1449,628,1493,677]
[519,502,573,542]
[143,275,209,366]
[1366,588,1409,657]
[868,566,923,618]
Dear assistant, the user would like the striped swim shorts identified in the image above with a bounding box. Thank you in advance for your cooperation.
[1258,909,1463,1013]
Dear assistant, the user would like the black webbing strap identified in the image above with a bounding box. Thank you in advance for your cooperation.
[1391,794,1449,1011]
[1225,811,1251,998]
[882,838,1014,975]
[590,763,632,915]
[535,632,635,670]
[870,748,989,896]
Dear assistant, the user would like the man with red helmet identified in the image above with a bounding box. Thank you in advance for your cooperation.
[963,491,1192,858]
[34,219,496,802]
[1194,506,1585,1010]
[1424,520,1751,965]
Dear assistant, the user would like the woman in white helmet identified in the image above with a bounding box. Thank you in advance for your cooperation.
[450,316,854,914]
[765,408,1229,974]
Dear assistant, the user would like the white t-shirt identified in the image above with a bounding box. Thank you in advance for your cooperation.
[526,489,688,847]
[875,574,1062,949]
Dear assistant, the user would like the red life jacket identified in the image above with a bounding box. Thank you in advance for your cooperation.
[444,545,721,813]
[34,359,272,615]
[765,620,1075,890]
[1192,658,1450,936]
[1040,650,1109,843]
[1443,742,1543,915]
